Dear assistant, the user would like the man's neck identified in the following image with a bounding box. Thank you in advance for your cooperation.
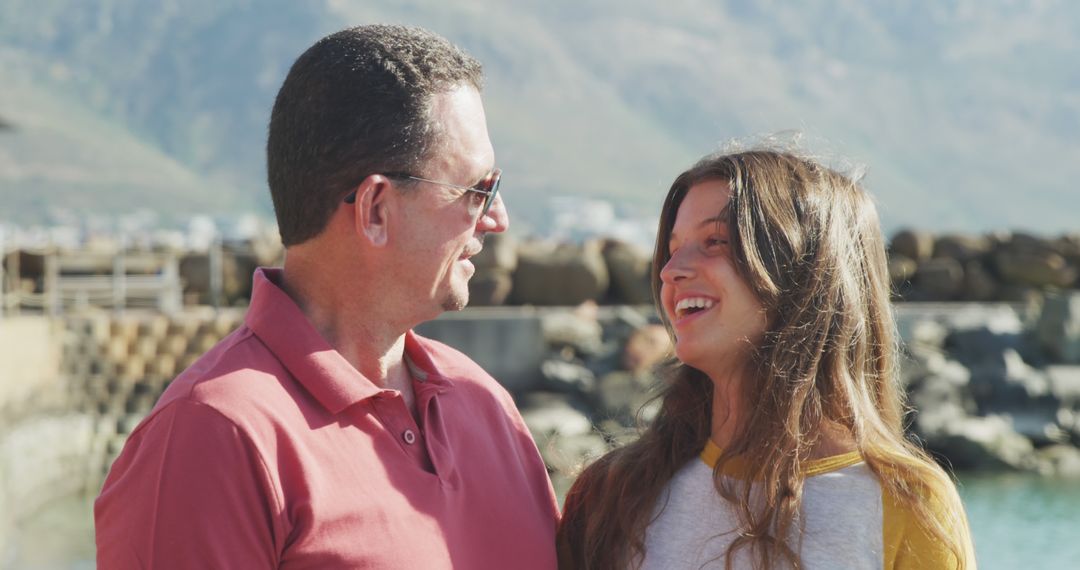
[280,256,409,391]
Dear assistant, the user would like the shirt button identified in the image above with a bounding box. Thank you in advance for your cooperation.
[403,429,416,445]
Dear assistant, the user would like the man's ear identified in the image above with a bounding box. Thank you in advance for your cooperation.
[351,175,393,247]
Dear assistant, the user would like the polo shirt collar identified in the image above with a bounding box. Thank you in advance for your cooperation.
[403,331,455,395]
[245,268,452,414]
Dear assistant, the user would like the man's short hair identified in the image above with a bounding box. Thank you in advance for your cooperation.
[267,25,483,246]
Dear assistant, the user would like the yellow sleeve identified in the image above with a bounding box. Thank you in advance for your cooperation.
[882,484,977,570]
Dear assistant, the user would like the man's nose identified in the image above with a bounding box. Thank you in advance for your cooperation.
[476,192,509,233]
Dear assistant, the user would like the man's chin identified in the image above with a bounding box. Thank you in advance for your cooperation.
[440,289,469,312]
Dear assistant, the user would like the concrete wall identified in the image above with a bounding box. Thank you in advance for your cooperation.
[0,316,75,564]
[417,307,546,393]
[0,316,61,413]
[0,309,245,564]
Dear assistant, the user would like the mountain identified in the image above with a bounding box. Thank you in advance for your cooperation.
[1,0,1078,235]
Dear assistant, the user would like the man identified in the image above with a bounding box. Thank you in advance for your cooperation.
[95,25,560,568]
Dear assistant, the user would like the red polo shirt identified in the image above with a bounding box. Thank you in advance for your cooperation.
[95,268,560,569]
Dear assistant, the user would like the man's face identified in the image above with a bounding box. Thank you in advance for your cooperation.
[391,86,509,320]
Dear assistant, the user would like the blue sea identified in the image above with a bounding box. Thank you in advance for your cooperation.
[6,473,1079,569]
[959,473,1080,569]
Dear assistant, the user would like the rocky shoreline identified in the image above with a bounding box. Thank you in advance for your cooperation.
[5,227,1079,309]
[888,230,1080,303]
[507,299,1080,499]
[3,228,1080,546]
[900,298,1080,475]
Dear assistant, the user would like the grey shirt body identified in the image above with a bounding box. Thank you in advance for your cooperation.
[639,457,884,569]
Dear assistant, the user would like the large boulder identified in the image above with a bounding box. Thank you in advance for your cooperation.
[519,392,593,440]
[468,233,518,306]
[602,239,652,305]
[897,302,1025,335]
[901,318,949,351]
[600,306,653,348]
[595,371,658,427]
[621,324,671,375]
[995,249,1076,288]
[922,415,1036,471]
[541,306,604,357]
[1054,233,1080,269]
[1058,408,1080,447]
[908,397,968,443]
[993,233,1078,288]
[904,350,976,427]
[890,229,935,263]
[1046,365,1080,408]
[539,432,609,478]
[467,271,513,306]
[1035,292,1080,364]
[945,325,1025,368]
[946,326,1050,410]
[961,260,998,301]
[472,232,518,273]
[887,254,918,291]
[1005,403,1065,447]
[511,240,609,306]
[540,359,597,394]
[1034,444,1080,478]
[912,258,964,300]
[518,392,606,486]
[933,234,992,263]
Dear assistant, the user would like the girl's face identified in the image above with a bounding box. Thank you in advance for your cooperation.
[659,180,768,376]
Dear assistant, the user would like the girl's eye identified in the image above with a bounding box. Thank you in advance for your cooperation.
[705,236,729,248]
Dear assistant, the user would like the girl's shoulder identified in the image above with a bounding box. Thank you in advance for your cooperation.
[881,475,977,569]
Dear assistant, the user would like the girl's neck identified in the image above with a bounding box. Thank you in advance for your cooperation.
[707,370,744,449]
[707,368,857,460]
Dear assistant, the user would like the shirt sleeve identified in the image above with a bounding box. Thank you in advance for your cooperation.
[882,483,977,570]
[94,398,284,569]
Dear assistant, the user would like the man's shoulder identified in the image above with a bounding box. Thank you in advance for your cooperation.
[155,325,293,421]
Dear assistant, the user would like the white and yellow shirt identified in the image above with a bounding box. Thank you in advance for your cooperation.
[639,441,975,569]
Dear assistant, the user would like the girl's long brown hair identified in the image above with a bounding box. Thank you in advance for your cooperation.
[557,149,971,569]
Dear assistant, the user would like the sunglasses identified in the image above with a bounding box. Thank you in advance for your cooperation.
[344,168,502,218]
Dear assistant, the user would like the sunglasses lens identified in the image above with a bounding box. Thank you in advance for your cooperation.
[482,169,501,216]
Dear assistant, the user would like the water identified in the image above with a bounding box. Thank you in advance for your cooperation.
[7,474,1078,568]
[958,473,1080,569]
[4,495,94,570]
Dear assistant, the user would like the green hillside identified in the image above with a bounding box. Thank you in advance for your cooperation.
[0,65,248,220]
[1,0,1077,233]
